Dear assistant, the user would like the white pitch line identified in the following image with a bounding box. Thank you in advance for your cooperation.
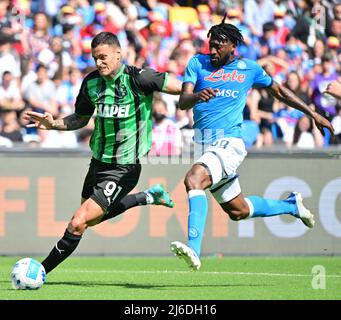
[56,269,341,278]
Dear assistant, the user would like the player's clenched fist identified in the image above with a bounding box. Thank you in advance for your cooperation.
[312,112,335,138]
[197,88,219,102]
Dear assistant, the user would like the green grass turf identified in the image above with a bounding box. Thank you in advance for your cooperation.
[1,256,340,300]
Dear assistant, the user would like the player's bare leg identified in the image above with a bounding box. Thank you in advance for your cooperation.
[219,193,250,221]
[42,184,175,274]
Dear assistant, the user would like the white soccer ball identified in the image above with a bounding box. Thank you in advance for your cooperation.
[11,258,46,290]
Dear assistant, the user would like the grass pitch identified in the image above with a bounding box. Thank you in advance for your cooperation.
[1,256,340,300]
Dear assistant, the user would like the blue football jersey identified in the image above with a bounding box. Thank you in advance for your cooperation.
[184,54,273,143]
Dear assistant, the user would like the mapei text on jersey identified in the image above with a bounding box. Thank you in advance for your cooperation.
[97,103,130,118]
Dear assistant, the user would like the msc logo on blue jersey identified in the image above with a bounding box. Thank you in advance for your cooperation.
[215,89,240,98]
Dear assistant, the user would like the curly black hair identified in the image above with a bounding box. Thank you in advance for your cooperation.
[207,14,244,46]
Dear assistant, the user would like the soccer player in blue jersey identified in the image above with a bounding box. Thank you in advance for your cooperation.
[170,16,335,271]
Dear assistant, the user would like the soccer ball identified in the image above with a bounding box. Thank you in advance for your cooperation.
[11,258,46,290]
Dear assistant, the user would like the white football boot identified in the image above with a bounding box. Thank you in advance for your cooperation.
[289,192,315,228]
[170,241,201,271]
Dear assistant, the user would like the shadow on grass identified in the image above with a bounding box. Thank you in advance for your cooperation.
[43,281,271,289]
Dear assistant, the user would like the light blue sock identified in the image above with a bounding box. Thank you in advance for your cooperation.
[187,190,208,257]
[245,195,297,218]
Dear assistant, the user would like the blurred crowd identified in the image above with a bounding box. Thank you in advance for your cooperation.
[0,0,341,154]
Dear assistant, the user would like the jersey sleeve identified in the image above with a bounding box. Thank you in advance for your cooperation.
[134,67,168,95]
[74,78,95,116]
[252,64,273,89]
[183,56,198,85]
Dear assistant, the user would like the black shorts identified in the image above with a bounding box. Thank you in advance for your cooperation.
[81,158,141,211]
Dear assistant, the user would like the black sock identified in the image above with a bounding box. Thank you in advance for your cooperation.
[41,229,82,274]
[101,192,147,222]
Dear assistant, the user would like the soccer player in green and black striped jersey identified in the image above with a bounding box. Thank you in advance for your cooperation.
[24,32,182,276]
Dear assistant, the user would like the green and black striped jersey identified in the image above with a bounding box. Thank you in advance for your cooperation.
[75,64,169,164]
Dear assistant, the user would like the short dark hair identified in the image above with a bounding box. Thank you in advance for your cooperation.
[263,22,275,33]
[2,70,11,78]
[321,53,332,62]
[62,23,74,34]
[0,32,13,46]
[91,32,121,49]
[36,64,47,72]
[207,14,244,46]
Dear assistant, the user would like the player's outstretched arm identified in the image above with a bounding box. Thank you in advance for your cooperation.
[163,75,182,95]
[266,82,335,138]
[24,111,90,131]
[179,82,218,110]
